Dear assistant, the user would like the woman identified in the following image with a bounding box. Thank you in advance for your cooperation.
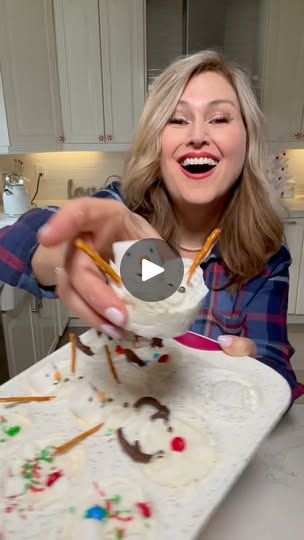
[1,50,303,401]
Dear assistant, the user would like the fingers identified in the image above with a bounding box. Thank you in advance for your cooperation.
[71,267,127,326]
[38,198,124,246]
[55,267,125,340]
[217,335,257,357]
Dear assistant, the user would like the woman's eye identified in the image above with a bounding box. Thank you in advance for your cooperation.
[168,118,187,125]
[210,115,231,124]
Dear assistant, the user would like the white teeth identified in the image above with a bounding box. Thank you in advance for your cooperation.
[181,157,218,167]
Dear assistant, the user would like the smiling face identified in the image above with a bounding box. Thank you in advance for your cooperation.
[160,71,247,208]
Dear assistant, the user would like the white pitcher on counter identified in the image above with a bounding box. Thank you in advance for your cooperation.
[2,174,31,217]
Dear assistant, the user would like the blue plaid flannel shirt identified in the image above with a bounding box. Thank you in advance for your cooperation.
[0,181,303,402]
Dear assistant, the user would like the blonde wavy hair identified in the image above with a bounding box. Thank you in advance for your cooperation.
[122,50,283,287]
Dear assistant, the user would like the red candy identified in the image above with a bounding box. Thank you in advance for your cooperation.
[46,470,63,487]
[136,502,152,518]
[158,354,169,363]
[115,346,125,355]
[170,436,186,452]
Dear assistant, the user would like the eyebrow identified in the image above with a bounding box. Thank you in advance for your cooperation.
[177,99,237,109]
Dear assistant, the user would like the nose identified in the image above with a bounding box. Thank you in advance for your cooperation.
[186,121,210,147]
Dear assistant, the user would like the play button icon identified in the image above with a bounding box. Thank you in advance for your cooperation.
[141,258,164,282]
[119,238,184,302]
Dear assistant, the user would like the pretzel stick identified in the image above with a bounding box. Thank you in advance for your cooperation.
[54,422,103,456]
[104,344,120,383]
[187,228,221,284]
[74,238,121,285]
[70,332,77,374]
[0,396,55,403]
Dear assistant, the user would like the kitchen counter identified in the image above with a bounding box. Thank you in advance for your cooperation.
[201,404,304,539]
[283,195,304,218]
[0,201,66,228]
[35,199,66,207]
[18,197,304,220]
[0,213,19,228]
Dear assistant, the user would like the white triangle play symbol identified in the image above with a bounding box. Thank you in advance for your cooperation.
[141,258,164,282]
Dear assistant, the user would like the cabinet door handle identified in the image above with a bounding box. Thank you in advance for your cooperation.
[106,134,112,141]
[285,220,297,225]
[31,298,43,313]
[58,135,64,143]
[98,135,104,142]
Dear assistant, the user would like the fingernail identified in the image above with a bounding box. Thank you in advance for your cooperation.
[100,323,122,341]
[218,335,233,347]
[104,307,125,327]
[38,224,50,237]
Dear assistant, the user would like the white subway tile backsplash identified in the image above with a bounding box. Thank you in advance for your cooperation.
[1,148,304,201]
[0,151,125,200]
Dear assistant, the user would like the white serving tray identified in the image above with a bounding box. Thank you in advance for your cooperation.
[0,329,291,539]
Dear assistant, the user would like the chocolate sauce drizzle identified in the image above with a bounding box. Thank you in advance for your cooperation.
[124,349,146,367]
[117,428,162,463]
[116,396,171,463]
[134,396,170,423]
[151,338,163,348]
[75,335,94,356]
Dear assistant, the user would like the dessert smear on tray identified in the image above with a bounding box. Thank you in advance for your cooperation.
[0,330,218,539]
[0,323,290,540]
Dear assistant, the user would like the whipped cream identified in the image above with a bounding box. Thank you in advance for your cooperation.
[110,241,208,338]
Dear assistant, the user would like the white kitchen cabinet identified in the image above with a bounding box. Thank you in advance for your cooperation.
[0,68,9,152]
[261,0,304,146]
[56,299,70,336]
[284,219,304,315]
[32,298,59,360]
[53,0,105,145]
[0,0,63,153]
[53,0,145,149]
[2,292,69,378]
[2,289,39,377]
[99,0,145,144]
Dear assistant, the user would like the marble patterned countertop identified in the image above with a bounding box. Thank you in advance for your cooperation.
[201,404,304,539]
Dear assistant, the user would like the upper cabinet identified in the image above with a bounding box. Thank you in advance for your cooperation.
[53,0,105,146]
[53,0,145,149]
[0,0,145,154]
[146,0,304,149]
[0,68,9,152]
[1,0,303,153]
[0,0,63,153]
[261,0,304,146]
[146,0,267,98]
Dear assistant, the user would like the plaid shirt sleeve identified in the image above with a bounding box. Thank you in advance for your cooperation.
[0,181,123,299]
[241,245,304,402]
[193,245,303,402]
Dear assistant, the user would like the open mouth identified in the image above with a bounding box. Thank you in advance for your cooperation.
[179,157,218,175]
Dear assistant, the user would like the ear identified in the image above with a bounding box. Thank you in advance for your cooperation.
[217,335,257,358]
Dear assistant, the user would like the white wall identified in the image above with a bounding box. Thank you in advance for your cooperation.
[0,151,125,201]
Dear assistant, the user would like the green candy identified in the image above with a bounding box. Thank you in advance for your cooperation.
[5,425,21,437]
